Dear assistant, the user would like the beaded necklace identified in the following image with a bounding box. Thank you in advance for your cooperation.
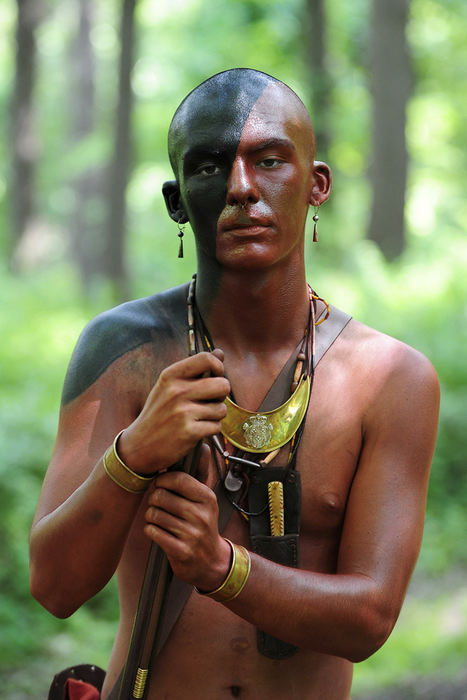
[186,274,328,512]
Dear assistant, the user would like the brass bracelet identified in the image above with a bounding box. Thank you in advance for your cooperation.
[197,539,251,603]
[102,430,154,494]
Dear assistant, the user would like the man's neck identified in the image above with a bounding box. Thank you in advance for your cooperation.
[194,262,310,354]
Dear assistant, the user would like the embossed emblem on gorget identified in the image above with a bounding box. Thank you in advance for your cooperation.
[242,414,273,450]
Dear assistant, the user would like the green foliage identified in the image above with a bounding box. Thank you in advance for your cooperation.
[353,571,467,695]
[0,0,466,697]
[0,266,119,675]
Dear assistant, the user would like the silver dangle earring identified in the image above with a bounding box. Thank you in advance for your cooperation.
[312,206,319,243]
[177,223,185,258]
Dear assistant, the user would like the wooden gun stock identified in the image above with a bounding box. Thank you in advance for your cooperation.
[117,443,201,700]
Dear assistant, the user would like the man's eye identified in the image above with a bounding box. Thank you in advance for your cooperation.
[259,158,283,168]
[196,164,221,176]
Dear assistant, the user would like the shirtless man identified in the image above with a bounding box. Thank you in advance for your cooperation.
[30,69,440,699]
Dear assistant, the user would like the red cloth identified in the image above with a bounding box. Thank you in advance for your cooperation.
[64,678,100,700]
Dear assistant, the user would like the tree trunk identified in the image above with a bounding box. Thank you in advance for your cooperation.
[68,0,99,288]
[367,0,412,260]
[70,0,95,139]
[103,0,137,301]
[303,0,331,162]
[9,0,43,264]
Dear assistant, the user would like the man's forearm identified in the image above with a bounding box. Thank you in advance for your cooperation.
[29,458,143,618]
[225,552,399,663]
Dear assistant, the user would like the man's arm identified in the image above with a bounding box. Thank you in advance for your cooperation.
[142,343,440,661]
[29,347,229,618]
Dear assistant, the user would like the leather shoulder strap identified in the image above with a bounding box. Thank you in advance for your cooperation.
[258,304,351,411]
[315,304,351,366]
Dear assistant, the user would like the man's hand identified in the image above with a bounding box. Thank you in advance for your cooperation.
[144,470,232,591]
[117,349,230,474]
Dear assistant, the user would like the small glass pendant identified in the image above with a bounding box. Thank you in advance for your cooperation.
[224,469,243,492]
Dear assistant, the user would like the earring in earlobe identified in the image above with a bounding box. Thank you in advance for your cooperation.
[177,222,185,258]
[312,206,319,243]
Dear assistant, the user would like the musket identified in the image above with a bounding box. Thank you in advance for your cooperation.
[117,442,202,700]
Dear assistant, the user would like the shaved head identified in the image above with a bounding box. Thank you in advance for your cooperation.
[162,68,330,273]
[168,68,316,180]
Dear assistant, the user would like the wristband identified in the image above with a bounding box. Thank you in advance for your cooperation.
[102,430,154,494]
[197,539,251,603]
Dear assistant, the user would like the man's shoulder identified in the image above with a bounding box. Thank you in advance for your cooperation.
[62,284,189,404]
[342,317,439,389]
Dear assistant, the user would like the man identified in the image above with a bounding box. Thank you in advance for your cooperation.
[30,69,439,699]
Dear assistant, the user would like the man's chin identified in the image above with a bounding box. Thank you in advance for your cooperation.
[217,252,277,272]
[215,237,283,268]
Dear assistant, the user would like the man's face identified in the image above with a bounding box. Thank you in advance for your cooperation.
[169,80,319,271]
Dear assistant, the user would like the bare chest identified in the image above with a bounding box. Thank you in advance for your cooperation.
[126,327,365,568]
[215,373,362,578]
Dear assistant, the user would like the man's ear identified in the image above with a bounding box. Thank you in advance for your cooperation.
[162,180,189,223]
[309,161,332,207]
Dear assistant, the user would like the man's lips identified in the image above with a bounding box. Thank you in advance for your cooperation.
[223,224,269,236]
[218,212,272,234]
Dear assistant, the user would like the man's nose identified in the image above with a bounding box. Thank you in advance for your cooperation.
[226,157,259,206]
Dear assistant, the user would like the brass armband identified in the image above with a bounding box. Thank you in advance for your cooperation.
[197,539,251,603]
[102,430,154,494]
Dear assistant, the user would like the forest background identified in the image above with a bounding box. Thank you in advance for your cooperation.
[1,0,466,698]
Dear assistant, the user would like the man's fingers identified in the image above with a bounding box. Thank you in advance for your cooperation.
[120,350,229,473]
[164,351,226,380]
[152,471,215,504]
[194,400,227,422]
[192,419,227,443]
[146,504,184,536]
[187,376,230,402]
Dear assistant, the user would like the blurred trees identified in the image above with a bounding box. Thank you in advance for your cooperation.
[304,0,331,161]
[9,0,44,265]
[68,0,100,286]
[367,0,412,259]
[3,0,466,281]
[103,0,137,300]
[8,0,138,298]
[5,0,420,290]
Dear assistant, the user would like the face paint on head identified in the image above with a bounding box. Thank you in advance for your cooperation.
[164,69,277,255]
[163,69,329,272]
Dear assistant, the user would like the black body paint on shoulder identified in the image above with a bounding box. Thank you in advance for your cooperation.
[61,284,188,405]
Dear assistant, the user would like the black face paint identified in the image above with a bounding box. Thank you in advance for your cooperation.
[167,70,277,258]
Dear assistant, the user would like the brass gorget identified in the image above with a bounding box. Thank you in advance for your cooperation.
[220,374,311,453]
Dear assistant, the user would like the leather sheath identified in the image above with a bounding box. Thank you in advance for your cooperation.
[248,467,301,659]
